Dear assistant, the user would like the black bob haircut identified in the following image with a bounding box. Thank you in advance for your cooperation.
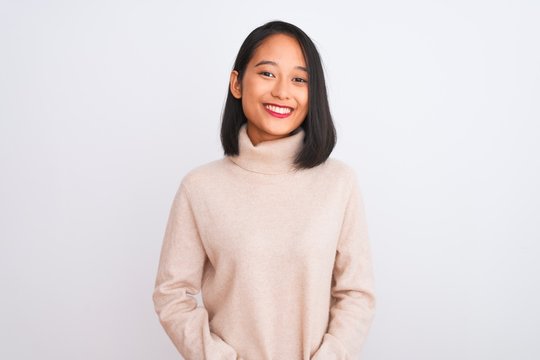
[220,20,337,170]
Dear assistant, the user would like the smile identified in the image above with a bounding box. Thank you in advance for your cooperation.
[264,104,293,118]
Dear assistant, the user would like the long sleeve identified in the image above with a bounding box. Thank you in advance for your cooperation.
[311,171,376,360]
[152,181,239,360]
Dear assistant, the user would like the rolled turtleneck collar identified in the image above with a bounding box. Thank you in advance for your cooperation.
[228,123,305,175]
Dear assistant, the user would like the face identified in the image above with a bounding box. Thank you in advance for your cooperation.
[230,33,309,145]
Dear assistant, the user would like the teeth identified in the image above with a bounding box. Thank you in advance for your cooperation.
[265,104,292,114]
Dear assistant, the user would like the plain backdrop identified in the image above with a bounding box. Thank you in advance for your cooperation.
[1,0,539,359]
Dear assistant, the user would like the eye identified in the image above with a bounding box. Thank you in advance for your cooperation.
[293,77,308,83]
[259,71,275,78]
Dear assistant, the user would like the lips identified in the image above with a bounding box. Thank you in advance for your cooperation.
[264,103,293,118]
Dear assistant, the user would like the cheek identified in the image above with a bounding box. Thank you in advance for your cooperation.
[243,76,267,98]
[241,97,258,119]
[298,89,309,110]
[240,81,262,115]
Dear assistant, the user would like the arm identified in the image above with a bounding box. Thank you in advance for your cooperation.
[152,182,239,360]
[311,171,376,360]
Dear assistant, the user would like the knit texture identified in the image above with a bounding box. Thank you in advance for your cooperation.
[153,123,376,359]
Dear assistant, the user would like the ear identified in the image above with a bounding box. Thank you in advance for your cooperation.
[230,70,242,99]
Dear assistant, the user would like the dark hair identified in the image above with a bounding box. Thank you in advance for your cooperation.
[220,20,336,170]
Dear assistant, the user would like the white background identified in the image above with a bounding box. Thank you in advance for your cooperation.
[1,0,539,359]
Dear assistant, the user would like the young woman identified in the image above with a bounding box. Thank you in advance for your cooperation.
[152,20,376,360]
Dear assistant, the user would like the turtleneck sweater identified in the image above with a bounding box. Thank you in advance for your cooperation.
[152,123,376,360]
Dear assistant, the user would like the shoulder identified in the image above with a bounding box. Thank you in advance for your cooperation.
[321,157,365,200]
[322,157,358,182]
[178,158,229,193]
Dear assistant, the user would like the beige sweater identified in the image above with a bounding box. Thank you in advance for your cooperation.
[152,123,376,360]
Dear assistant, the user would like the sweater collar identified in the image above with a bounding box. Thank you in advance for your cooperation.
[228,123,305,174]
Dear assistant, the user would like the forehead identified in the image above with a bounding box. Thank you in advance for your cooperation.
[250,33,306,67]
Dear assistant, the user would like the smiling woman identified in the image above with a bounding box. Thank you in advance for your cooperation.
[229,33,309,144]
[221,20,337,170]
[152,20,376,360]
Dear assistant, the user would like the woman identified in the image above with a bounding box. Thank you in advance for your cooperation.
[152,20,376,359]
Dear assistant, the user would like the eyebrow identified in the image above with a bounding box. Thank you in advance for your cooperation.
[254,60,308,73]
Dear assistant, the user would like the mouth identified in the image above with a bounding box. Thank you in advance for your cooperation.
[264,103,293,118]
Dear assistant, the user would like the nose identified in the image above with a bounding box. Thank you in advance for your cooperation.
[271,77,290,100]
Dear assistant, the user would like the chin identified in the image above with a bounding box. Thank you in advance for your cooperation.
[263,121,296,135]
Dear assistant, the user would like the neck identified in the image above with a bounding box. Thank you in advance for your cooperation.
[227,123,305,175]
